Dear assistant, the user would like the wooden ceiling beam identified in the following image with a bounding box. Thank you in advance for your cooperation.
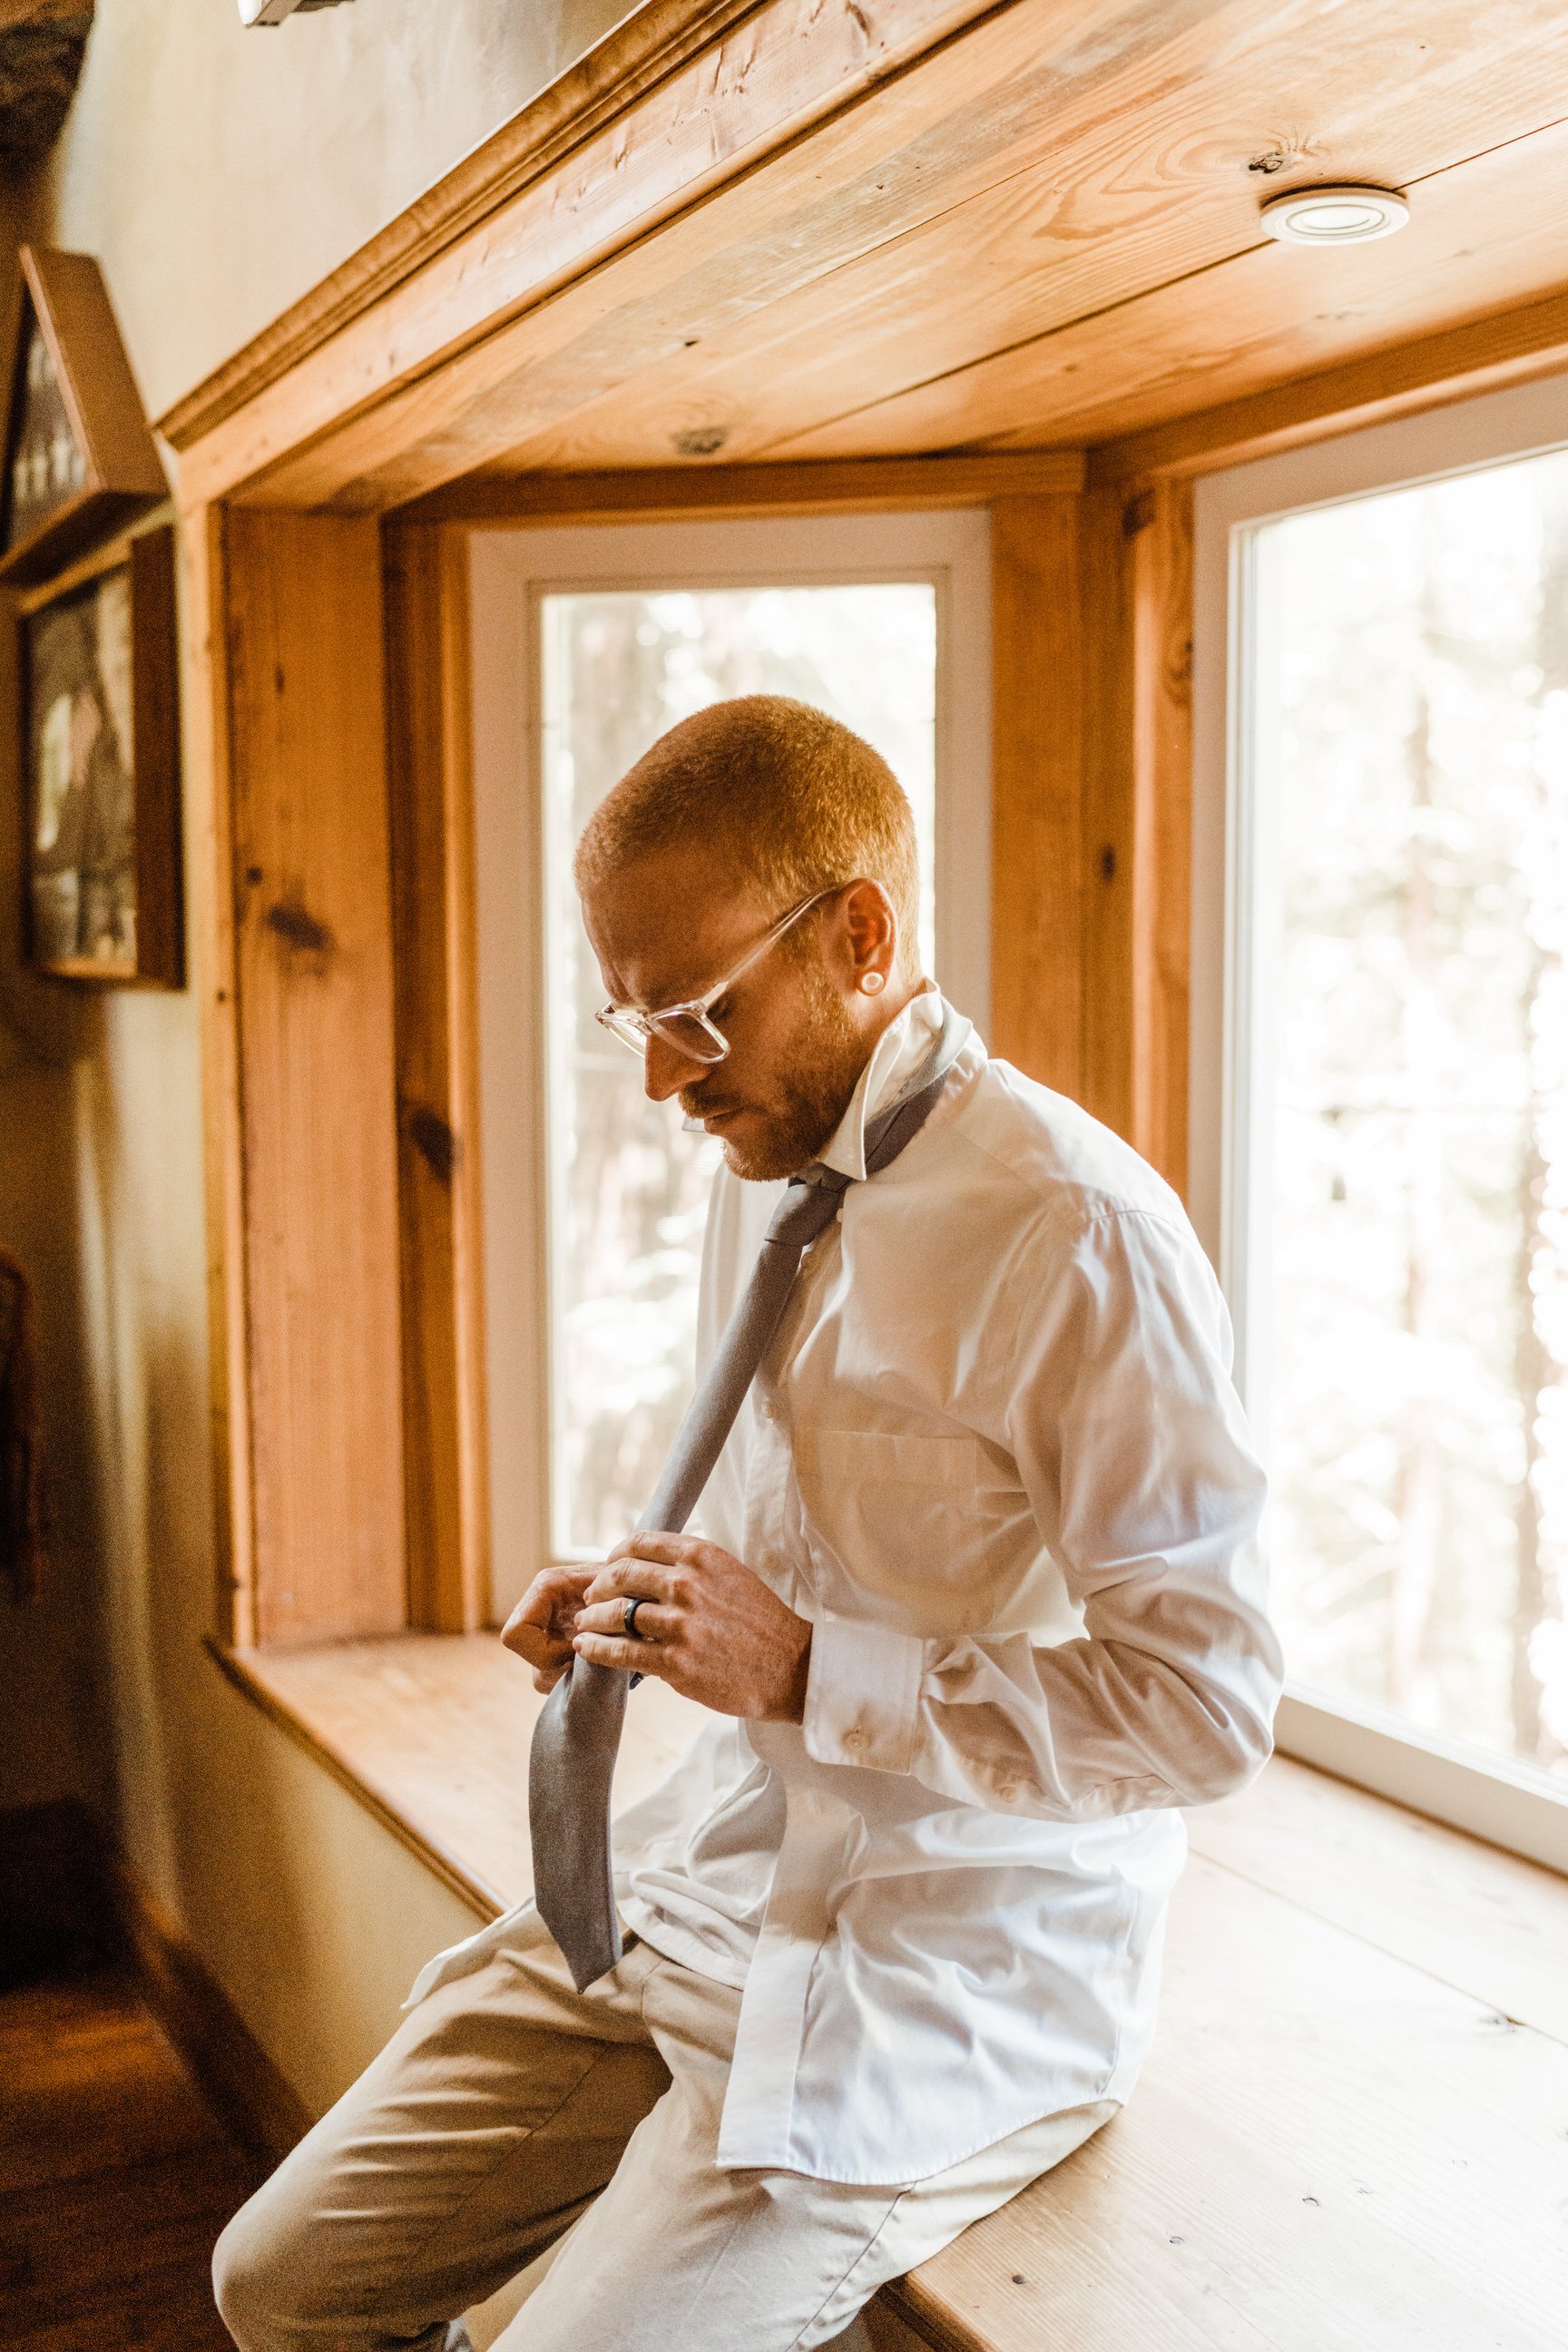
[162,0,1568,511]
[486,0,1568,479]
[764,103,1568,464]
[169,0,1360,514]
[165,0,1024,510]
[158,0,761,451]
[397,450,1085,526]
[1083,284,1568,485]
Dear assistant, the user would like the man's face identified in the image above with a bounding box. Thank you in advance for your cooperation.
[582,838,884,1181]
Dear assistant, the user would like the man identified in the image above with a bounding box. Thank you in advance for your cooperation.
[215,695,1281,2352]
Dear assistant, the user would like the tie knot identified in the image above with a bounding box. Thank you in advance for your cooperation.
[766,1170,848,1250]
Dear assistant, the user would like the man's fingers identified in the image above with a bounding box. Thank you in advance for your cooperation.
[511,1565,589,1625]
[521,1567,571,1619]
[500,1567,593,1662]
[612,1530,699,1567]
[583,1556,681,1606]
[502,1618,567,1668]
[574,1598,677,1643]
[573,1629,678,1679]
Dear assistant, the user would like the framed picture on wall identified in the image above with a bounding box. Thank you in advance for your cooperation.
[0,247,166,589]
[18,524,183,987]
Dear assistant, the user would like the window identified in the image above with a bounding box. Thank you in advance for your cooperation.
[1195,376,1568,1869]
[471,512,991,1618]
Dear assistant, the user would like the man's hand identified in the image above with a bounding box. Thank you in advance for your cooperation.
[571,1533,812,1722]
[500,1566,596,1692]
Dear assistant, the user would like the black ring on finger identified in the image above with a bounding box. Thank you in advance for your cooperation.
[622,1595,650,1642]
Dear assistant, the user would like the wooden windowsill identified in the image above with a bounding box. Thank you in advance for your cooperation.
[210,1631,1568,2352]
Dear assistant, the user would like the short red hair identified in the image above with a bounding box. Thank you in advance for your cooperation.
[573,695,922,977]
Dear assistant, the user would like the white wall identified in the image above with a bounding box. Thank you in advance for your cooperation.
[34,0,638,418]
[0,0,628,2112]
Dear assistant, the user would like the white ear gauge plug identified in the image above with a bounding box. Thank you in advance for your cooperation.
[860,972,886,995]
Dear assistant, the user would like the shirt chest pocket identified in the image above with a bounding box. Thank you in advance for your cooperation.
[792,1426,1025,1632]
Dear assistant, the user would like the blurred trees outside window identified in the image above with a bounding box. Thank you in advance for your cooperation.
[1255,449,1568,1786]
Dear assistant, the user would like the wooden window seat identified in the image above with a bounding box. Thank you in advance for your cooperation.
[212,1635,1568,2352]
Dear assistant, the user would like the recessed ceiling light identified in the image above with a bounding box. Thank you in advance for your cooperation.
[1261,184,1409,246]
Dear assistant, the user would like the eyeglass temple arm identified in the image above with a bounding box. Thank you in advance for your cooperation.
[691,886,837,1008]
[598,884,841,1030]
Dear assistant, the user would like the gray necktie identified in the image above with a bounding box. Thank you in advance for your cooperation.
[529,1004,966,1991]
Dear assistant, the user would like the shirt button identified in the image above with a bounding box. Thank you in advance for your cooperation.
[843,1728,866,1752]
[998,1783,1018,1804]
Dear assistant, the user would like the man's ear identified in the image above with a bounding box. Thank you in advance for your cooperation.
[839,878,897,995]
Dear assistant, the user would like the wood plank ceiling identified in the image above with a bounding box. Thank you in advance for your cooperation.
[457,0,1568,484]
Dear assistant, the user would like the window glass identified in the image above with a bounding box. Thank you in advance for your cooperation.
[540,585,937,1556]
[1249,448,1568,1787]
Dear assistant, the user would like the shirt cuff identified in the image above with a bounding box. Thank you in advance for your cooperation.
[803,1612,924,1775]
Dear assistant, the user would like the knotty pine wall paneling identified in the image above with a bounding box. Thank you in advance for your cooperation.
[185,504,255,1648]
[225,511,407,1644]
[1079,477,1194,1195]
[1129,476,1194,1196]
[383,522,490,1633]
[989,494,1086,1102]
[1078,484,1135,1144]
[991,483,1192,1195]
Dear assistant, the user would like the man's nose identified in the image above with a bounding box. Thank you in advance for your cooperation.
[643,1033,706,1102]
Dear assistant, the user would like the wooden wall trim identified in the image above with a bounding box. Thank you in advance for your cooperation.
[113,1838,316,2165]
[991,481,1191,1187]
[1086,284,1568,488]
[989,494,1085,1100]
[1079,479,1191,1186]
[1129,477,1193,1192]
[226,510,407,1644]
[403,452,1085,526]
[186,503,256,1648]
[0,1795,311,2171]
[1077,484,1133,1136]
[384,522,490,1633]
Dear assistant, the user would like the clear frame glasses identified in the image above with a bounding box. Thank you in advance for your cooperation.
[594,887,837,1064]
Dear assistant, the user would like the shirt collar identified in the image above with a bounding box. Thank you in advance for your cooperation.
[817,985,950,1183]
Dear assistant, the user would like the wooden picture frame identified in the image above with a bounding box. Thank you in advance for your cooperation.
[0,246,166,587]
[18,522,183,987]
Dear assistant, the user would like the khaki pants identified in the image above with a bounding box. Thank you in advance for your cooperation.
[213,1915,1116,2352]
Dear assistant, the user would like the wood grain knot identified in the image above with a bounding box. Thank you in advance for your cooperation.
[264,899,335,958]
[407,1105,456,1182]
[1122,488,1154,539]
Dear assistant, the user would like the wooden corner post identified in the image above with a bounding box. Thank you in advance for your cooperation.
[220,509,408,1645]
[990,478,1193,1196]
[383,520,490,1633]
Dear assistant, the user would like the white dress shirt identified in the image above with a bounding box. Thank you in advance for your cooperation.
[414,992,1282,2186]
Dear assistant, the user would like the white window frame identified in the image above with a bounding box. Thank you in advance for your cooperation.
[468,510,993,1626]
[1192,371,1568,1874]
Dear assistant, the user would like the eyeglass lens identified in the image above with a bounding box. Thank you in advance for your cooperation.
[649,1010,728,1062]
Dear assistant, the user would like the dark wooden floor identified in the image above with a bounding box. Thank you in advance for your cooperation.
[0,1966,263,2350]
